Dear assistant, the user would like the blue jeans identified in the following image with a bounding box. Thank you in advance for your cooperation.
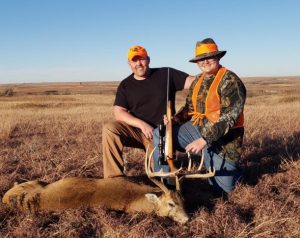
[153,121,241,193]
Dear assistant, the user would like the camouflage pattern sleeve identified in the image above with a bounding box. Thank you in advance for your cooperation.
[173,75,199,124]
[201,71,246,145]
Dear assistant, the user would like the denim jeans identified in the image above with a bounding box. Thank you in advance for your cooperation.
[153,121,241,193]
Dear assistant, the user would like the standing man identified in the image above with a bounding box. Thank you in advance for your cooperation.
[153,38,246,194]
[102,45,194,178]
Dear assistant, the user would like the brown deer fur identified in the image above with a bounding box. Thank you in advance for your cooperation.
[2,176,189,224]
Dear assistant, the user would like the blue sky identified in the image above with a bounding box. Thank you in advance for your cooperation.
[0,0,299,83]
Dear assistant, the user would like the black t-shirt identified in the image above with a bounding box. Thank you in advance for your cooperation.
[114,67,188,127]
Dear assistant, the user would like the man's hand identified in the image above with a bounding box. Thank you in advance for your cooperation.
[163,114,169,125]
[114,106,154,139]
[139,121,154,139]
[185,138,207,154]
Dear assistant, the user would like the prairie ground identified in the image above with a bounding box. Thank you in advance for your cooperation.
[0,77,299,238]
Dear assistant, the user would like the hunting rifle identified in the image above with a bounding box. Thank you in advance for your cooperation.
[158,68,177,172]
[164,99,177,172]
[157,68,216,179]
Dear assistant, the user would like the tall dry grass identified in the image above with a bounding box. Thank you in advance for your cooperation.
[0,78,299,238]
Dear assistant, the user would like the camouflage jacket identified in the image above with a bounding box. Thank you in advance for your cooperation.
[175,68,247,162]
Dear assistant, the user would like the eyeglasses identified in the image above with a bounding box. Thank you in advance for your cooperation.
[198,57,217,64]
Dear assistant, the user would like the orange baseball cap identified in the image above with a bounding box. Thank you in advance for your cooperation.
[128,45,148,60]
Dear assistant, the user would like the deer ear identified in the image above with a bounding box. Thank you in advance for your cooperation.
[145,193,159,204]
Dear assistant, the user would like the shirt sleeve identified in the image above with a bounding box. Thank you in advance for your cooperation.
[113,82,129,109]
[169,67,189,91]
[184,74,200,111]
[201,71,246,145]
[173,75,200,124]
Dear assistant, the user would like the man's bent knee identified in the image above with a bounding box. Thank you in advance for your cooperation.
[102,121,125,136]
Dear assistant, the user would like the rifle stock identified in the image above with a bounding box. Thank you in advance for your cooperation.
[165,100,177,172]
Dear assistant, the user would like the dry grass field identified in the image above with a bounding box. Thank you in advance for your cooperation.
[0,77,299,238]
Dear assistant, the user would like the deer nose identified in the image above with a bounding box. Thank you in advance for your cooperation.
[176,215,189,224]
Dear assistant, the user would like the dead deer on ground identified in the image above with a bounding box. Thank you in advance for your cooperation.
[2,150,189,224]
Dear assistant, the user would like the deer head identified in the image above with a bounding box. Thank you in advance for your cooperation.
[144,147,189,224]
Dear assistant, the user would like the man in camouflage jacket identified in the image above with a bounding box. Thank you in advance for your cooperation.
[153,38,246,194]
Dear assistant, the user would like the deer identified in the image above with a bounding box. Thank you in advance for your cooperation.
[2,144,216,225]
[3,72,216,224]
[2,148,190,224]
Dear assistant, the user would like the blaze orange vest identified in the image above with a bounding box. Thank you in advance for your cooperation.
[189,67,244,128]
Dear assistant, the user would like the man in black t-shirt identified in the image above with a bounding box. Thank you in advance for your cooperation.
[102,45,195,178]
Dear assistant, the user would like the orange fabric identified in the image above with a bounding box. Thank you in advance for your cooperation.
[190,73,206,125]
[195,43,218,56]
[128,45,148,60]
[233,113,244,128]
[189,67,244,128]
[205,67,227,123]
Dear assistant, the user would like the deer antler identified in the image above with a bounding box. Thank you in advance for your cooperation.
[182,149,216,179]
[144,146,215,193]
[144,146,182,178]
[144,146,182,193]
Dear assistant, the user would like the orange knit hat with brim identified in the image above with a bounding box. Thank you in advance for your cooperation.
[189,38,226,63]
